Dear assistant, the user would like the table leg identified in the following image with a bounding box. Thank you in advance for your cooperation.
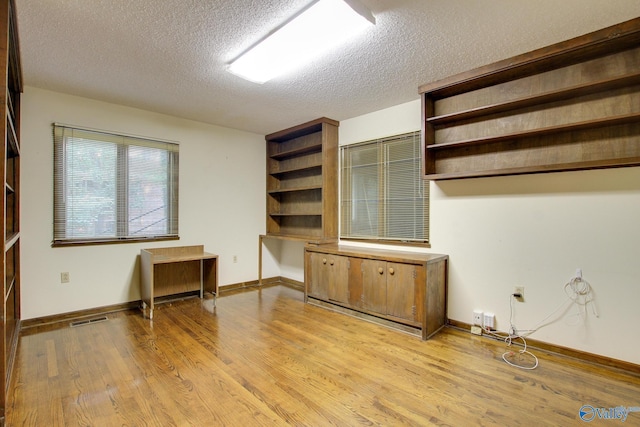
[258,235,263,286]
[200,259,204,299]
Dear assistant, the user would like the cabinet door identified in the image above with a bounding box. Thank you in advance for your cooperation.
[307,252,329,300]
[307,252,349,304]
[360,258,387,313]
[386,262,420,323]
[327,255,349,304]
[347,257,364,308]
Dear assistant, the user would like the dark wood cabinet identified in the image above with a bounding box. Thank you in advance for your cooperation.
[420,17,640,180]
[305,244,448,340]
[0,0,21,421]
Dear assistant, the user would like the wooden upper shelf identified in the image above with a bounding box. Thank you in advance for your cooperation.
[420,17,640,180]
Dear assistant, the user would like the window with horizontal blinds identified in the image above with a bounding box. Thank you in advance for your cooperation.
[53,124,179,245]
[340,131,428,243]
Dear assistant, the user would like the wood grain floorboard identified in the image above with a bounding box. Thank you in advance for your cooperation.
[6,285,640,426]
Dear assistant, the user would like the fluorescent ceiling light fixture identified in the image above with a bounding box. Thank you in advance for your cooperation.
[228,0,375,83]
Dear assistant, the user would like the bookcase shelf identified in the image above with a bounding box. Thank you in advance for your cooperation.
[265,118,338,241]
[427,113,640,151]
[269,213,322,217]
[268,185,323,194]
[427,72,640,127]
[270,143,322,160]
[420,17,640,180]
[269,163,322,176]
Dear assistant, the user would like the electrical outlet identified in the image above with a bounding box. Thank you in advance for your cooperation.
[473,310,483,326]
[484,313,495,330]
[514,286,524,301]
[61,272,70,283]
[233,255,238,263]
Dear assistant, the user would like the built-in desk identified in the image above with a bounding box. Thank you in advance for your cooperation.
[140,245,218,319]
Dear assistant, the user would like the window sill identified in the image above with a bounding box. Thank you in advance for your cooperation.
[339,238,431,249]
[52,236,179,247]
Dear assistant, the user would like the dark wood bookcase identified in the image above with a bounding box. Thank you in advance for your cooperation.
[420,17,640,180]
[0,0,21,421]
[265,117,339,241]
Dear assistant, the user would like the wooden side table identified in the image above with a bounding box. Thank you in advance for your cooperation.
[140,245,218,319]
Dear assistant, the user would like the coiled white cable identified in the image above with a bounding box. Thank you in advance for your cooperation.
[564,275,598,320]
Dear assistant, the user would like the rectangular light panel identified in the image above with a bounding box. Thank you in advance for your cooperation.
[228,0,375,83]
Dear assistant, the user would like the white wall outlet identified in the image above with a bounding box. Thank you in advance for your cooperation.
[60,272,70,283]
[233,255,238,263]
[473,310,483,326]
[484,313,495,330]
[514,286,524,301]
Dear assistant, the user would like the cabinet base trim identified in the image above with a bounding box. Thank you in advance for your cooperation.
[307,297,444,339]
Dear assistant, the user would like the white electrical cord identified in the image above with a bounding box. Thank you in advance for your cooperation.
[501,335,539,370]
[564,275,599,319]
[480,295,539,370]
[514,274,598,338]
[491,273,597,370]
[481,326,539,370]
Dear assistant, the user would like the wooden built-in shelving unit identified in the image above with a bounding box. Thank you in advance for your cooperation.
[420,17,640,180]
[258,118,339,286]
[0,0,21,421]
[265,117,338,241]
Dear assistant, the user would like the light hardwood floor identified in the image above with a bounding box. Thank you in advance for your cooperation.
[6,284,640,426]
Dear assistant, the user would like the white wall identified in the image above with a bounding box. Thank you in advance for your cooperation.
[20,87,280,319]
[282,99,640,365]
[431,165,640,365]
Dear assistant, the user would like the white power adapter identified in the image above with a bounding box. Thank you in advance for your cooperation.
[483,313,495,329]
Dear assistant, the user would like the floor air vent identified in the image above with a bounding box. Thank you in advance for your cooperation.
[70,316,108,327]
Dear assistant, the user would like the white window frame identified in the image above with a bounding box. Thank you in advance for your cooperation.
[53,124,179,246]
[340,131,429,244]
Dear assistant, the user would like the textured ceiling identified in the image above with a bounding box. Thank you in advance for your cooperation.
[15,0,640,135]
